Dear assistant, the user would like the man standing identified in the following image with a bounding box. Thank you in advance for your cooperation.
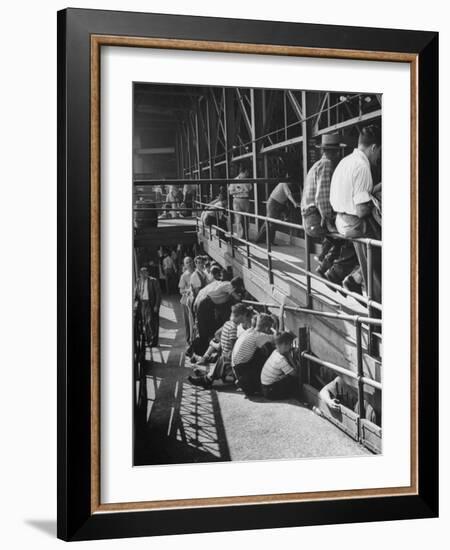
[329,125,382,303]
[228,165,253,239]
[178,256,195,344]
[135,266,162,347]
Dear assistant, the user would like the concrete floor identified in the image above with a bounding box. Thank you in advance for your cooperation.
[134,295,370,466]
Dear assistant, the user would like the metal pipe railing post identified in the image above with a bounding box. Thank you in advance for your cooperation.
[355,320,365,425]
[266,220,274,285]
[244,214,251,269]
[304,233,312,308]
[216,211,221,248]
[367,242,374,355]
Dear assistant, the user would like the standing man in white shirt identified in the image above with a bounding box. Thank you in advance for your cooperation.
[228,165,253,239]
[178,256,195,344]
[329,125,382,303]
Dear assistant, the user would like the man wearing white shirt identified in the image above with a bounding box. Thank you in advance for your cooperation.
[228,165,253,239]
[330,125,382,303]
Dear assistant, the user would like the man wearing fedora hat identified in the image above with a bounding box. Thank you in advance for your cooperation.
[301,133,344,236]
[301,134,358,282]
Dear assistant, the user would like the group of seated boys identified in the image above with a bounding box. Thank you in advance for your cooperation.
[188,305,298,401]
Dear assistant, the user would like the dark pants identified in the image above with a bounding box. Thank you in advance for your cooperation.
[325,241,359,283]
[256,198,288,245]
[150,308,160,346]
[233,344,274,396]
[336,213,382,302]
[262,375,297,400]
[140,301,159,346]
[193,297,226,355]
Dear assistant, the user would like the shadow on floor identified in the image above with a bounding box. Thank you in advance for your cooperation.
[24,519,56,538]
[134,358,231,465]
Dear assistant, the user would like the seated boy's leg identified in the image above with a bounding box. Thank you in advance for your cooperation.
[262,376,297,400]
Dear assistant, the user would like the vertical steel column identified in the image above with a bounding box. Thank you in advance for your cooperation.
[195,110,202,205]
[206,96,213,199]
[186,122,192,179]
[302,91,312,308]
[250,88,260,233]
[244,215,251,269]
[266,221,274,285]
[367,242,375,355]
[262,89,269,205]
[216,211,222,248]
[223,88,233,253]
[355,320,365,422]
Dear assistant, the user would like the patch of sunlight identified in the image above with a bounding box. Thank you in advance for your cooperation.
[146,376,161,400]
[159,303,177,323]
[159,329,177,341]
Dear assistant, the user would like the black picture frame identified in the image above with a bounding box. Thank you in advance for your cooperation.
[57,8,438,541]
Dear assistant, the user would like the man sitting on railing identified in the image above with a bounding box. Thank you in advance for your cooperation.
[301,133,359,286]
[228,165,253,239]
[261,332,298,400]
[330,125,382,303]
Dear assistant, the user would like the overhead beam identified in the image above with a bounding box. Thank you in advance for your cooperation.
[260,134,304,153]
[312,109,382,136]
[236,88,252,136]
[286,90,303,120]
[134,147,175,155]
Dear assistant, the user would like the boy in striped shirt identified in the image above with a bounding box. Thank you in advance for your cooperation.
[188,303,251,389]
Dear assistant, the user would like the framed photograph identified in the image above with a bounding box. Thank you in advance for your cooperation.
[57,8,438,541]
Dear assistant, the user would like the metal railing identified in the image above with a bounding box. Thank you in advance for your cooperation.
[194,199,382,316]
[241,299,382,430]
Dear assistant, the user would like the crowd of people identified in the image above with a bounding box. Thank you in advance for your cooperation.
[134,249,301,400]
[157,183,198,219]
[197,125,382,301]
[175,257,300,400]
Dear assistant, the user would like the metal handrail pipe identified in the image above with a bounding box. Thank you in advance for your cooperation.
[241,299,382,326]
[134,178,293,186]
[301,352,382,391]
[200,217,382,311]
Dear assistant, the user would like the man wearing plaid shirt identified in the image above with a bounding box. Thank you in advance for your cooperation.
[301,133,359,284]
[301,133,344,235]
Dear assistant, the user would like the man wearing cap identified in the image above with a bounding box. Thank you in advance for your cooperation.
[301,133,358,284]
[301,133,346,235]
[261,331,298,400]
[135,266,162,347]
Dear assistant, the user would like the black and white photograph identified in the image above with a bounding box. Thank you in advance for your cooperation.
[132,83,382,466]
